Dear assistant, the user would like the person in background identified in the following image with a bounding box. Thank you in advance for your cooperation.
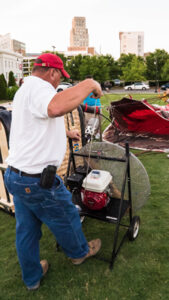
[4,53,102,291]
[19,78,24,87]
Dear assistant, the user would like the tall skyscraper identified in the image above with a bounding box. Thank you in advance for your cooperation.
[119,32,144,57]
[70,17,89,48]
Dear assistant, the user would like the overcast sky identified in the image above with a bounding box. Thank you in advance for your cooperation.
[0,0,169,59]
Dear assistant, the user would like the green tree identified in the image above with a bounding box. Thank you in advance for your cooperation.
[79,55,109,83]
[118,53,137,67]
[1,74,7,88]
[0,74,7,100]
[161,59,169,81]
[121,56,146,81]
[104,55,120,80]
[8,71,16,87]
[67,55,83,81]
[6,86,19,100]
[118,53,137,77]
[78,56,92,80]
[145,49,169,80]
[91,56,110,82]
[67,54,120,82]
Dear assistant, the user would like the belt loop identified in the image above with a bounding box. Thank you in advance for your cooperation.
[19,170,21,177]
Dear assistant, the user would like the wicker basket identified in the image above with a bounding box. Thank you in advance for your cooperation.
[57,108,85,179]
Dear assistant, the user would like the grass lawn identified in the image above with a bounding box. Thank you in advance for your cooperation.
[1,94,169,299]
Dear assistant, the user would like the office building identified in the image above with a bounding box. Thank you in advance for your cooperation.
[0,49,23,84]
[119,32,144,57]
[68,17,96,56]
[12,39,26,56]
[0,33,25,83]
[22,53,40,76]
[0,33,26,55]
[70,17,89,48]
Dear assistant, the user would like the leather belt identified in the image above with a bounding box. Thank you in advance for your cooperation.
[9,166,41,178]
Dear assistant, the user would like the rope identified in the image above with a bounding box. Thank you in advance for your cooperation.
[83,99,100,193]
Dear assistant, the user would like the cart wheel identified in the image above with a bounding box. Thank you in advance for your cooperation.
[75,205,85,223]
[80,216,85,223]
[128,216,140,241]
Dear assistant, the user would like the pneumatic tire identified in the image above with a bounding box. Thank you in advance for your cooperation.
[128,216,140,241]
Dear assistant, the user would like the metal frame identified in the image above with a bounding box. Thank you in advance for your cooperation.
[66,142,133,269]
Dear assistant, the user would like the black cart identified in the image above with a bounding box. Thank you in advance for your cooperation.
[65,142,140,269]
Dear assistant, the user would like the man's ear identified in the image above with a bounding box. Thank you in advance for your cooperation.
[50,68,56,78]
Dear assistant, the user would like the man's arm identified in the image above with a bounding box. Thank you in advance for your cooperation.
[48,79,102,118]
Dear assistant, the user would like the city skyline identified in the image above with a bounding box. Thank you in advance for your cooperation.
[0,0,169,59]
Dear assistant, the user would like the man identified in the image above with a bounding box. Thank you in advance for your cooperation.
[4,53,102,290]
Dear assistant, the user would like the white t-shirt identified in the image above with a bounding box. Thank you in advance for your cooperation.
[6,76,67,173]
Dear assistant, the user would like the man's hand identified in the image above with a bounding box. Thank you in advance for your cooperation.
[92,80,103,99]
[66,129,80,141]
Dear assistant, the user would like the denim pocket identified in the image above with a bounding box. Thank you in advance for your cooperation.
[13,180,41,197]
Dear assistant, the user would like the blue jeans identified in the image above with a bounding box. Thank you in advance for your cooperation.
[4,168,89,288]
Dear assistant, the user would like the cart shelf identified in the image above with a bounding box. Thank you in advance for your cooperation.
[73,192,130,224]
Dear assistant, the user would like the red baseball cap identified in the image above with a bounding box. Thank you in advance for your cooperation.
[34,53,70,78]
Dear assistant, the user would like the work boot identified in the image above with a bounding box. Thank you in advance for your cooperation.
[71,239,101,265]
[27,259,49,291]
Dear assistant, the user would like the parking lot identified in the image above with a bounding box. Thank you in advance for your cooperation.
[104,87,159,94]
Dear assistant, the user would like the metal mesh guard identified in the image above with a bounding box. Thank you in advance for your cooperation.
[78,142,151,212]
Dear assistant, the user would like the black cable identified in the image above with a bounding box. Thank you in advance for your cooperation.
[99,113,117,129]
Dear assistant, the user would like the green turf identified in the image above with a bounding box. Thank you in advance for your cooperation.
[0,94,169,299]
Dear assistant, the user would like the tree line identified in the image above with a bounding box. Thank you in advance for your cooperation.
[1,49,169,101]
[53,49,169,84]
[0,71,18,100]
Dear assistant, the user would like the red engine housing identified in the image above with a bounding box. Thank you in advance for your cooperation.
[81,188,109,210]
